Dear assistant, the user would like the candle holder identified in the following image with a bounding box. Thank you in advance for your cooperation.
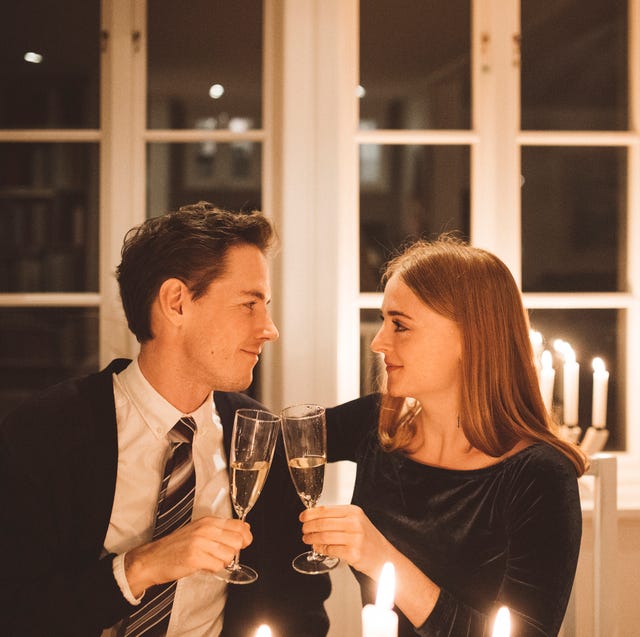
[579,425,609,456]
[559,424,582,445]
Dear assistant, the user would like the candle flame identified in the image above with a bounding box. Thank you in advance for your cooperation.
[255,625,272,637]
[592,357,606,373]
[541,350,553,370]
[563,346,576,364]
[375,562,396,610]
[492,606,511,637]
[553,338,567,354]
[529,330,542,346]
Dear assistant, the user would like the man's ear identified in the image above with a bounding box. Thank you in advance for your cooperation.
[156,278,190,327]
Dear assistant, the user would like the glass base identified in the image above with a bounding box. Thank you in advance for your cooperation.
[292,550,339,575]
[214,563,258,584]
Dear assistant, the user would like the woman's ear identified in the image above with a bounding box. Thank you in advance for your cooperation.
[156,278,189,328]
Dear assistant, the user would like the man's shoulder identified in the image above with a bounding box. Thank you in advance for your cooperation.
[1,358,130,432]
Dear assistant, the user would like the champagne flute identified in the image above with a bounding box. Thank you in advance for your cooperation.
[281,403,339,574]
[215,408,280,584]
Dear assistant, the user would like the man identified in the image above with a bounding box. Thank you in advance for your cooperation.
[0,202,330,636]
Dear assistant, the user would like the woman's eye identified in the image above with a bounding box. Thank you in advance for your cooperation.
[392,320,407,332]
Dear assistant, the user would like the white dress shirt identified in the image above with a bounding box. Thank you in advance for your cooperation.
[101,359,232,637]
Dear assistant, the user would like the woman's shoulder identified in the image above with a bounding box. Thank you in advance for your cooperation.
[501,441,580,496]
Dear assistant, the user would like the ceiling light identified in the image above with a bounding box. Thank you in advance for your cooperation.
[24,52,43,64]
[209,83,225,99]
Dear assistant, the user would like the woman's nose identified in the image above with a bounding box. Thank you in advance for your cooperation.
[370,326,386,354]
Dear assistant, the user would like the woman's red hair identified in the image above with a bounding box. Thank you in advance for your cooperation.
[377,234,587,476]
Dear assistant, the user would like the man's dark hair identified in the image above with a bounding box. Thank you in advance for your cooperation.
[116,201,274,342]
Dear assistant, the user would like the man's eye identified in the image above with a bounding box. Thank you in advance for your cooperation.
[244,302,257,310]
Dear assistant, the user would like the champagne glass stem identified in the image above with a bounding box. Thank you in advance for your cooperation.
[227,512,247,570]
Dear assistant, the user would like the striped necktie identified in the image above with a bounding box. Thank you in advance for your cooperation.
[119,416,197,637]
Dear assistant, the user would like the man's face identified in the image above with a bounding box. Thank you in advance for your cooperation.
[180,243,278,392]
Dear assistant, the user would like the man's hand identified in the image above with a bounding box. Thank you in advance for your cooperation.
[124,516,252,597]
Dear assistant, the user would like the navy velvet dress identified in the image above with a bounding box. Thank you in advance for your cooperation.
[326,393,582,637]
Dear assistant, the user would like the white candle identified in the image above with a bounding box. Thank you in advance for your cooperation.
[492,607,511,637]
[591,357,609,428]
[562,346,579,426]
[362,562,398,637]
[255,625,271,637]
[530,330,543,372]
[539,350,555,413]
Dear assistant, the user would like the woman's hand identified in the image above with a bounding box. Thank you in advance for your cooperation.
[302,504,440,627]
[300,504,394,579]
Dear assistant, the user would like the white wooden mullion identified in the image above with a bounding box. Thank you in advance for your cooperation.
[625,0,640,455]
[0,293,101,307]
[0,130,101,141]
[258,0,278,410]
[518,131,640,145]
[142,130,267,142]
[99,0,141,365]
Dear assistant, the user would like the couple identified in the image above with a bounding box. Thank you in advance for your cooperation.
[0,202,586,637]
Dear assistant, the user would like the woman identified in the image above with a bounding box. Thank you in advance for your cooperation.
[301,235,587,636]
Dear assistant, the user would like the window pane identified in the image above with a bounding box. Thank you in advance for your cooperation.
[147,142,262,217]
[360,144,470,291]
[0,1,100,129]
[0,307,99,419]
[359,0,471,130]
[0,143,100,293]
[521,0,628,130]
[528,309,624,451]
[521,146,625,292]
[360,309,383,396]
[147,1,263,130]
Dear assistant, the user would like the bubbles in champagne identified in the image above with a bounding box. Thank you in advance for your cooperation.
[287,455,326,508]
[231,460,270,517]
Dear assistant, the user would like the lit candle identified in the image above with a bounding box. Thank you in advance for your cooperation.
[530,330,543,372]
[591,357,609,428]
[255,625,271,637]
[539,350,555,413]
[362,562,398,637]
[492,607,511,637]
[562,346,579,426]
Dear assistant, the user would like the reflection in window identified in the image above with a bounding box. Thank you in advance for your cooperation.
[0,307,99,418]
[521,146,626,293]
[147,0,263,130]
[360,309,384,396]
[0,0,100,129]
[359,0,470,130]
[521,0,628,130]
[360,145,470,291]
[528,308,624,450]
[0,143,100,293]
[147,143,262,218]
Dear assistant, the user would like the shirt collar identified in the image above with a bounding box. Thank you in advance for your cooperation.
[116,358,214,439]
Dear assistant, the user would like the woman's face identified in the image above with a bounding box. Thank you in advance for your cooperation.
[370,274,462,404]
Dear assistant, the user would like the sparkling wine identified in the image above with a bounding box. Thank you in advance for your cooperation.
[231,460,270,517]
[288,455,326,508]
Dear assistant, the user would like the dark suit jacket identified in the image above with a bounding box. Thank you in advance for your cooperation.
[0,359,330,637]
